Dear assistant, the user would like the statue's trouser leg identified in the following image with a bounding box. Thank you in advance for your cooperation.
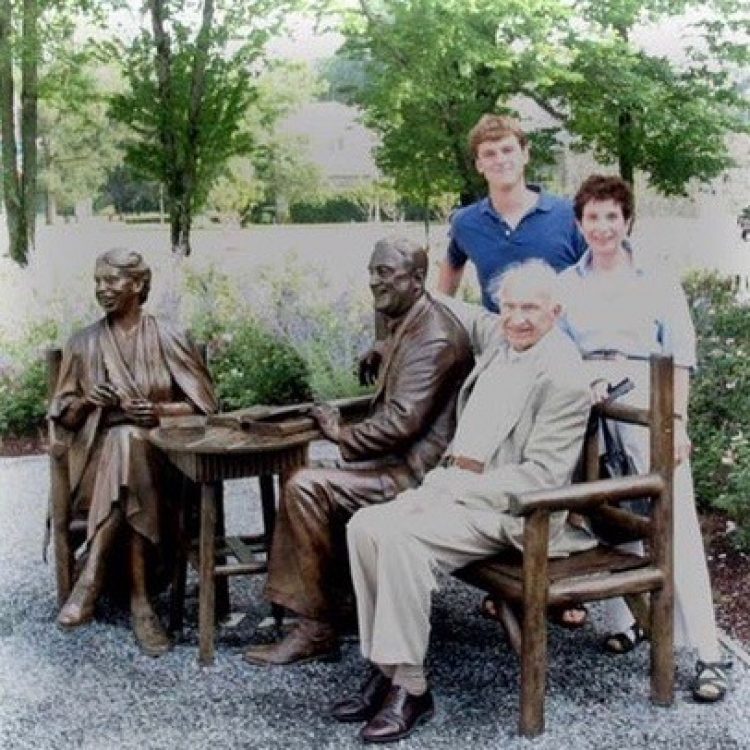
[264,465,408,622]
[58,508,123,624]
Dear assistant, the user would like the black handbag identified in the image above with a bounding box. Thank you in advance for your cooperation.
[589,379,651,543]
[599,417,650,518]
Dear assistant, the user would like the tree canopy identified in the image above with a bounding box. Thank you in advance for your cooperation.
[108,0,294,254]
[332,0,749,203]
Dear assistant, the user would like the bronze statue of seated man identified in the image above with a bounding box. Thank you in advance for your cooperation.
[49,248,217,656]
[243,236,473,667]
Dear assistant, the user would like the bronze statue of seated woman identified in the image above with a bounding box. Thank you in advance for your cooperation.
[49,248,217,655]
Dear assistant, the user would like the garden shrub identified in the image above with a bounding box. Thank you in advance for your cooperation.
[209,320,312,410]
[684,269,750,549]
[0,319,60,438]
[288,196,368,223]
[249,256,374,400]
[0,358,48,437]
[183,256,373,407]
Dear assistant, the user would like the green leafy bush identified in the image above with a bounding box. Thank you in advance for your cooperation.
[0,359,48,436]
[289,196,368,223]
[209,321,312,410]
[0,319,60,438]
[183,257,372,407]
[684,269,750,549]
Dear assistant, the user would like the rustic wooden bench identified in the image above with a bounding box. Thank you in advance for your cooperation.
[455,354,675,736]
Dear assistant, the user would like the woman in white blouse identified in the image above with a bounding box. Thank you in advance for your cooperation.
[559,174,729,703]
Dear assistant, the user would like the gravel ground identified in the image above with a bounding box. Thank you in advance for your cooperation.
[1,448,749,750]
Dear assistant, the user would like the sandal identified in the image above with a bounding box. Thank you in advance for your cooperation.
[691,660,731,703]
[549,604,588,630]
[480,595,504,621]
[480,596,587,629]
[603,623,646,654]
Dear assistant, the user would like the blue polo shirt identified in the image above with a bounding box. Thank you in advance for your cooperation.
[447,187,586,311]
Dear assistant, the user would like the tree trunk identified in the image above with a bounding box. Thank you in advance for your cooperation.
[149,0,182,253]
[175,0,214,256]
[46,190,57,225]
[21,0,38,250]
[618,109,635,186]
[614,23,634,187]
[0,0,27,266]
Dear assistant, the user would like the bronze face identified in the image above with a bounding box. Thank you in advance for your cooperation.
[94,264,143,316]
[367,245,423,319]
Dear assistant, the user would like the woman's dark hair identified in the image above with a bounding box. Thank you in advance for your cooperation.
[573,175,634,222]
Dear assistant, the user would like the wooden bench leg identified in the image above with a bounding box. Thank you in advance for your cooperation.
[51,459,74,608]
[520,511,549,738]
[650,588,674,706]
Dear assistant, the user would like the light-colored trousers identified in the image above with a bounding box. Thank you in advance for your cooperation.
[348,488,504,666]
[589,359,721,662]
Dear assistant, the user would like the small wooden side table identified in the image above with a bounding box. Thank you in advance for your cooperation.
[149,419,318,664]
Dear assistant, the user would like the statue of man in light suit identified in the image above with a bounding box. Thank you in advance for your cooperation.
[333,259,595,743]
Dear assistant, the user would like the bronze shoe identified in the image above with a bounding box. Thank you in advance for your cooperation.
[57,580,97,628]
[132,610,172,657]
[243,619,339,667]
[360,685,434,743]
[330,670,392,723]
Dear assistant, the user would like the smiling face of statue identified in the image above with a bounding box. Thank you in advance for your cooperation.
[94,262,144,318]
[367,240,426,319]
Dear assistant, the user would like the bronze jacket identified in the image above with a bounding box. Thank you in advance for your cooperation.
[338,293,473,489]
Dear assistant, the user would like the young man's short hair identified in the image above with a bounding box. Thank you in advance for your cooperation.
[468,114,529,158]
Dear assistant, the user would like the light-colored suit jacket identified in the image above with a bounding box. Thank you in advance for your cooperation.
[427,295,595,556]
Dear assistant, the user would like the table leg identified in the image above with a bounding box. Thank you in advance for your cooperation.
[199,481,218,665]
[259,474,284,630]
[214,482,230,621]
[168,492,188,636]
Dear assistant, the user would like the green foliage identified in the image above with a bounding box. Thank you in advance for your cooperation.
[0,359,48,436]
[241,255,374,400]
[108,25,255,216]
[38,54,124,215]
[98,165,161,214]
[537,0,749,192]
[0,319,60,437]
[183,256,374,402]
[333,0,577,203]
[107,1,296,252]
[684,270,750,549]
[209,321,312,410]
[206,61,327,225]
[289,195,368,223]
[332,0,748,201]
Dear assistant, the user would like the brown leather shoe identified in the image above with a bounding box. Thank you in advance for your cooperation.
[132,610,172,657]
[360,685,434,743]
[243,618,339,666]
[330,670,392,723]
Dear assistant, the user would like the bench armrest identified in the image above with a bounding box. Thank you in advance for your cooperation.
[509,473,665,516]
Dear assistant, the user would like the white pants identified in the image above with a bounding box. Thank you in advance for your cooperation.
[347,490,504,666]
[588,359,721,661]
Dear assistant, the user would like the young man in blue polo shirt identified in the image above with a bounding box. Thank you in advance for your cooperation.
[437,114,586,312]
